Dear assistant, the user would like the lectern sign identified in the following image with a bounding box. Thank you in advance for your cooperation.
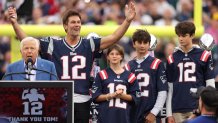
[0,81,73,123]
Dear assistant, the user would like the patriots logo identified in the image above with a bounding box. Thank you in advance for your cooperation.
[92,86,98,93]
[160,75,167,84]
[136,91,141,98]
[209,60,214,70]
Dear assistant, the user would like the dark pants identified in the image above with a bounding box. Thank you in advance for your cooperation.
[74,101,91,123]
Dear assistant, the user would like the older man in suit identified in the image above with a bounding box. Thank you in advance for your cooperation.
[3,37,58,80]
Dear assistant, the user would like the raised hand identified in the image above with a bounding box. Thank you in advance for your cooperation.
[125,0,136,23]
[7,7,17,24]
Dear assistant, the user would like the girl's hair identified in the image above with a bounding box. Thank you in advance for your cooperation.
[106,44,124,62]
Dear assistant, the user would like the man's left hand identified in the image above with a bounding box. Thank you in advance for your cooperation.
[125,0,136,22]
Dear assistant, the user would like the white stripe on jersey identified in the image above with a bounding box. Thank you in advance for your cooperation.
[47,38,54,55]
[100,70,107,80]
[124,64,130,71]
[152,59,160,69]
[201,51,209,62]
[128,74,135,83]
[90,38,95,52]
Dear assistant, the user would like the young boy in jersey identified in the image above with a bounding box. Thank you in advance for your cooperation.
[92,44,139,123]
[166,21,215,123]
[124,29,168,123]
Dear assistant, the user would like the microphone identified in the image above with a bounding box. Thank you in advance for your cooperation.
[26,58,34,72]
[26,58,34,80]
[32,67,59,80]
[2,72,34,80]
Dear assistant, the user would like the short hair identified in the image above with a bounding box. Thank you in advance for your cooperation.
[175,21,196,36]
[200,86,218,112]
[106,44,124,62]
[132,29,151,44]
[62,9,81,25]
[20,37,40,50]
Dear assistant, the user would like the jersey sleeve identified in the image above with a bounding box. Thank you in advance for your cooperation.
[39,37,51,54]
[90,38,101,58]
[156,62,168,91]
[203,53,215,80]
[128,73,140,105]
[92,73,103,102]
[166,62,174,82]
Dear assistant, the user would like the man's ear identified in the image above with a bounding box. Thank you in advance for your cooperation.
[63,24,67,32]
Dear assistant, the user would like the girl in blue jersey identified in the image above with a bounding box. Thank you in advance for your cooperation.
[92,44,139,123]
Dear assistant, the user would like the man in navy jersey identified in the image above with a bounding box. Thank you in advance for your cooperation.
[166,21,216,123]
[124,29,168,123]
[7,1,136,122]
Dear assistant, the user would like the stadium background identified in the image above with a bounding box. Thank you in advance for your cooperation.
[0,0,218,122]
[1,0,218,85]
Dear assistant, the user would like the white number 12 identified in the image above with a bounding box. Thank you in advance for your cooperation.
[178,62,196,82]
[61,56,86,79]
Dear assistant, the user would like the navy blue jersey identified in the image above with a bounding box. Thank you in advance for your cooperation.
[92,68,139,123]
[125,55,168,122]
[166,48,214,113]
[39,37,101,95]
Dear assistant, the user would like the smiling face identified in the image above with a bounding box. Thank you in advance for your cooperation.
[64,15,81,37]
[20,38,39,64]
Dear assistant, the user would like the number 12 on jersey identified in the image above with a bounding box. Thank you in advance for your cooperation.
[107,83,127,109]
[61,56,86,79]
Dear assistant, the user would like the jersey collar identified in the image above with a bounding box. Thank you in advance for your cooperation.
[135,53,150,64]
[63,37,82,51]
[174,45,199,53]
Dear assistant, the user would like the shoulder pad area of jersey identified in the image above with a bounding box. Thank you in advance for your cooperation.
[99,70,108,80]
[150,58,161,69]
[124,64,130,71]
[200,50,211,62]
[128,73,136,84]
[167,54,174,64]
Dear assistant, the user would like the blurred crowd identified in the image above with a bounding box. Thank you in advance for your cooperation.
[0,0,218,80]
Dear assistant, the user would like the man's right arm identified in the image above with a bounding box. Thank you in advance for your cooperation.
[8,7,27,41]
[166,58,175,123]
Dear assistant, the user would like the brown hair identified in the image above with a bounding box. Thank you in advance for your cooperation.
[106,44,124,62]
[62,9,81,25]
[132,29,151,44]
[175,21,196,36]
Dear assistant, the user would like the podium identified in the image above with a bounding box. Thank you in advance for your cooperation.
[0,81,74,123]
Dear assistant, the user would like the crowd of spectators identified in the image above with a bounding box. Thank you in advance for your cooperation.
[0,0,218,80]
